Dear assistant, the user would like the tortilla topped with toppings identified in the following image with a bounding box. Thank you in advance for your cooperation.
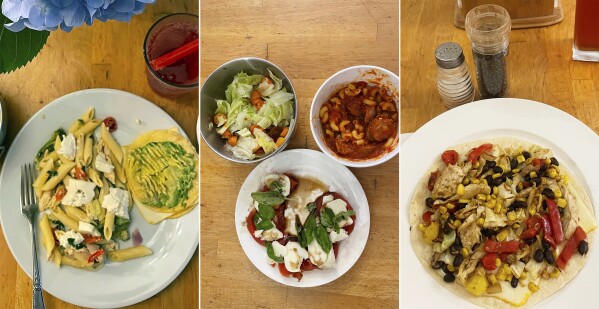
[409,137,596,308]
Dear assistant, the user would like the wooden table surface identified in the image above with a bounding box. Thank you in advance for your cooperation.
[401,0,599,133]
[200,1,399,308]
[0,1,199,308]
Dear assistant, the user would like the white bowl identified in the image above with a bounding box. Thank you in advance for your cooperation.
[309,65,399,168]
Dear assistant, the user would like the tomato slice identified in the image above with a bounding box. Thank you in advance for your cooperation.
[481,252,498,270]
[279,262,303,281]
[484,239,520,253]
[556,226,587,270]
[546,199,564,244]
[245,209,265,246]
[87,248,104,263]
[301,259,319,271]
[467,143,493,163]
[103,117,117,133]
[83,235,102,244]
[441,150,459,165]
[55,187,67,201]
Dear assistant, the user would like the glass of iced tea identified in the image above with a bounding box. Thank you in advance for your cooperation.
[143,13,199,98]
[573,0,599,62]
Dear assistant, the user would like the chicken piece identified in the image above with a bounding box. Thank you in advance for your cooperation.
[454,202,480,220]
[432,164,467,199]
[560,183,580,239]
[483,207,508,228]
[457,248,486,285]
[366,116,396,142]
[458,213,482,252]
[456,183,491,200]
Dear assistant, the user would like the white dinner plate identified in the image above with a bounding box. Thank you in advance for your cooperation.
[235,149,370,287]
[401,98,599,308]
[0,89,198,308]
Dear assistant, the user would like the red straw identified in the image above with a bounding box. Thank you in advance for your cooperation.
[150,38,199,72]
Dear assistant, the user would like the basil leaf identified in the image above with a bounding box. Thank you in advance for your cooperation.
[334,221,340,234]
[307,202,316,213]
[258,203,275,220]
[269,181,283,193]
[255,219,274,230]
[335,210,356,222]
[252,191,285,206]
[297,221,307,248]
[316,225,332,253]
[321,208,335,229]
[304,215,317,245]
[67,238,75,247]
[253,212,261,226]
[267,242,284,263]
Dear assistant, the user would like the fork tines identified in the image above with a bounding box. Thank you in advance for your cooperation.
[21,163,38,208]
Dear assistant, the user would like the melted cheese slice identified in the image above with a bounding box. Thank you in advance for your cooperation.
[578,200,597,233]
[489,281,532,307]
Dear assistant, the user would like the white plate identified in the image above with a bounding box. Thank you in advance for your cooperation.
[0,89,198,308]
[400,99,599,308]
[235,149,370,287]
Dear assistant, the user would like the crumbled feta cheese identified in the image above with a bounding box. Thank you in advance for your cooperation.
[57,133,76,160]
[329,229,348,243]
[339,217,353,228]
[62,179,97,207]
[254,229,263,238]
[325,199,348,215]
[78,221,101,237]
[101,188,130,219]
[284,207,298,236]
[94,153,114,174]
[57,230,84,249]
[322,194,335,204]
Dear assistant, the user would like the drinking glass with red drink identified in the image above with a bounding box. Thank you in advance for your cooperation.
[144,13,199,98]
[573,0,599,61]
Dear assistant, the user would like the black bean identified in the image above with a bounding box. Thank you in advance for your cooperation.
[559,207,565,216]
[524,174,531,182]
[456,203,467,210]
[481,228,497,237]
[442,264,453,275]
[425,197,434,208]
[545,250,555,265]
[492,166,503,174]
[539,164,548,172]
[532,177,541,185]
[485,175,494,185]
[542,188,555,199]
[485,160,496,168]
[524,236,537,245]
[551,157,559,166]
[454,235,462,246]
[492,178,503,187]
[444,222,452,235]
[453,253,464,267]
[512,201,527,209]
[578,240,589,255]
[444,273,456,283]
[534,249,544,263]
[481,165,490,175]
[523,151,531,159]
[510,158,518,169]
[502,174,509,182]
[538,169,547,178]
[541,238,552,251]
[432,260,445,269]
[510,276,519,288]
[450,243,462,255]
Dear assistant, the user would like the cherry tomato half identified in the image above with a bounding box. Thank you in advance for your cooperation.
[55,187,67,201]
[103,117,117,133]
[441,150,459,165]
[74,167,87,180]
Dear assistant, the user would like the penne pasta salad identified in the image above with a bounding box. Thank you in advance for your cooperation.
[33,107,152,271]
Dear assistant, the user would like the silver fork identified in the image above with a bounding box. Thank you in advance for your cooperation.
[21,163,46,309]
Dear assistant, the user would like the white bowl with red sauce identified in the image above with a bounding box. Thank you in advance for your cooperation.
[310,66,399,168]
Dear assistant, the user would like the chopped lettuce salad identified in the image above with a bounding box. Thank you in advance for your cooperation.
[212,69,295,160]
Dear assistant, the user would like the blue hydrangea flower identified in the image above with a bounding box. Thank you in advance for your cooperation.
[1,0,155,32]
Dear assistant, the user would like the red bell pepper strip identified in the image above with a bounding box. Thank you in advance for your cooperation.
[428,170,439,191]
[532,158,542,167]
[467,144,493,163]
[87,248,105,264]
[520,216,543,239]
[556,226,587,270]
[546,199,564,244]
[541,215,556,248]
[481,253,498,271]
[484,239,521,253]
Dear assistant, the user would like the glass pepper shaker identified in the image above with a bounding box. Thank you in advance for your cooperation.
[435,42,475,109]
[465,4,511,99]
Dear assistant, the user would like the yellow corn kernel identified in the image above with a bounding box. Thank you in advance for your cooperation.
[461,247,469,257]
[471,178,481,184]
[439,206,447,214]
[530,171,537,178]
[520,271,527,280]
[528,282,539,293]
[547,168,557,179]
[562,175,569,185]
[486,202,494,209]
[557,198,567,208]
[512,223,520,230]
[517,155,525,163]
[489,274,498,285]
[442,213,450,220]
[507,274,513,282]
[454,220,462,229]
[512,168,521,173]
[507,211,517,221]
[503,264,511,274]
[458,199,470,204]
[491,194,497,199]
[492,173,502,179]
[462,178,471,185]
[517,183,523,191]
[528,205,537,216]
[482,179,488,185]
[477,194,487,201]
[544,158,551,165]
[525,158,532,165]
[541,177,548,185]
[555,189,563,198]
[447,203,455,210]
[499,164,506,171]
[496,229,509,242]
[494,204,502,214]
[516,197,527,202]
[473,162,480,168]
[457,184,465,196]
[495,258,502,268]
[493,187,499,195]
[487,194,493,200]
[447,264,455,272]
[497,272,507,281]
[418,224,426,232]
[477,218,485,226]
[550,268,560,278]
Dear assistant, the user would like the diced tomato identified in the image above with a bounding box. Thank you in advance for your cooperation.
[441,150,459,165]
[546,199,564,244]
[428,170,440,191]
[83,235,102,244]
[532,158,542,167]
[422,211,433,225]
[541,215,556,248]
[499,252,510,263]
[55,187,67,201]
[87,248,104,263]
[520,216,543,239]
[245,209,265,246]
[556,226,587,270]
[301,259,319,271]
[74,167,87,180]
[103,117,117,133]
[481,252,498,270]
[467,143,493,163]
[484,239,520,253]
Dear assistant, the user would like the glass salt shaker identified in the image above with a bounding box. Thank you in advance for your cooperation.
[465,4,511,99]
[435,42,475,109]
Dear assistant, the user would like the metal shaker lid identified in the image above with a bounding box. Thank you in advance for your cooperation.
[435,42,465,69]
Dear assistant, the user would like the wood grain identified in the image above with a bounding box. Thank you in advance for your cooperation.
[0,1,199,308]
[200,0,398,308]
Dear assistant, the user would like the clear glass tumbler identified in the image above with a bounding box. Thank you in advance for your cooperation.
[143,13,199,99]
[573,0,599,61]
[465,5,511,99]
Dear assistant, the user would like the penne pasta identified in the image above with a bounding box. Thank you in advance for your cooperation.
[103,212,115,241]
[87,168,103,187]
[81,107,94,123]
[51,207,79,231]
[83,134,93,167]
[108,246,152,262]
[100,123,123,164]
[67,119,84,134]
[64,205,89,223]
[74,119,101,137]
[40,162,76,191]
[75,133,84,167]
[51,247,62,267]
[111,152,126,184]
[39,214,55,260]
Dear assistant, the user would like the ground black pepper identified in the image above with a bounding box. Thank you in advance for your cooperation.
[473,49,508,98]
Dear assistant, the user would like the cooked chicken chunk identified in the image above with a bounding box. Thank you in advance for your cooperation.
[432,163,470,199]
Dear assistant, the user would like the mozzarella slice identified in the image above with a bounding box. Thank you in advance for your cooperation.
[284,242,309,272]
[261,226,283,241]
[308,239,336,269]
[330,229,348,243]
[325,199,347,215]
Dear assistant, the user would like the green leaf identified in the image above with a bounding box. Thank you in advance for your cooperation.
[269,181,283,193]
[251,191,285,206]
[266,242,284,263]
[297,221,307,248]
[255,219,274,230]
[0,10,50,74]
[307,202,316,213]
[335,210,356,222]
[320,208,336,230]
[258,203,275,220]
[304,215,317,245]
[316,225,332,253]
[253,212,261,226]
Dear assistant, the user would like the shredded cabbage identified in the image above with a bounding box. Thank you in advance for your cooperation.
[253,129,277,155]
